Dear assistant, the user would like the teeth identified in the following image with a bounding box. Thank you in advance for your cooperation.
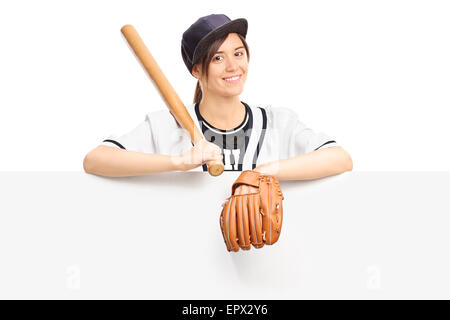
[224,76,240,81]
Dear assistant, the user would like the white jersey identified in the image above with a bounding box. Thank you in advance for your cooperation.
[101,102,338,172]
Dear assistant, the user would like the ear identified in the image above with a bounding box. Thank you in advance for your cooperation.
[192,63,202,79]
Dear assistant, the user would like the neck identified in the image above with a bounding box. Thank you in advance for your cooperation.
[198,94,245,130]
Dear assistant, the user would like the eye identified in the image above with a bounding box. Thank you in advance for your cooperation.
[213,51,245,62]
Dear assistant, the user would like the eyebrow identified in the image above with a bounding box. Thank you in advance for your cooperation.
[215,46,245,54]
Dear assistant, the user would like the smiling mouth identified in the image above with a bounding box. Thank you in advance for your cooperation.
[222,75,242,83]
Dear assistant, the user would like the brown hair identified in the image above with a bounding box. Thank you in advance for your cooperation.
[193,33,250,104]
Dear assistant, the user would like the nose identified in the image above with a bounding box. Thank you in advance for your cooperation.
[225,57,239,72]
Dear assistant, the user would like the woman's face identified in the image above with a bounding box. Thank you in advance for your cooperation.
[193,33,248,98]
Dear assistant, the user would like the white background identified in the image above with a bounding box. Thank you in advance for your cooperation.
[0,0,449,171]
[2,171,449,299]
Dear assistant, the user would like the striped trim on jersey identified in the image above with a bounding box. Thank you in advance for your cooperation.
[102,139,126,150]
[314,140,337,151]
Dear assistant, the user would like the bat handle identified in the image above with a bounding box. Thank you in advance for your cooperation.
[193,132,224,176]
[207,160,224,176]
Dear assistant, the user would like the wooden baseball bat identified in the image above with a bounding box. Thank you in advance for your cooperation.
[120,24,224,176]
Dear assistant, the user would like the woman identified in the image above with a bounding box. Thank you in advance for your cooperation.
[83,14,353,187]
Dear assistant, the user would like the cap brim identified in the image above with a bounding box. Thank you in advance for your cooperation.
[192,18,248,66]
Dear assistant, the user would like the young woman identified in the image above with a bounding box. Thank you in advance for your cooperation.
[83,14,353,189]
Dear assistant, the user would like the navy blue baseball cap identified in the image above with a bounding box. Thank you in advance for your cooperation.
[181,14,248,75]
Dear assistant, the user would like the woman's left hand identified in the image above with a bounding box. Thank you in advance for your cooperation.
[253,162,279,177]
[220,166,278,208]
[234,184,259,195]
[233,166,277,195]
[220,174,259,208]
[221,184,258,208]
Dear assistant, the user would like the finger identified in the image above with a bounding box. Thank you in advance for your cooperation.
[253,194,264,248]
[205,149,222,162]
[260,202,271,245]
[220,199,232,252]
[213,145,222,157]
[243,185,259,196]
[248,194,263,249]
[205,142,221,155]
[238,195,251,250]
[209,148,223,162]
[258,179,273,245]
[247,194,257,245]
[235,196,244,249]
[272,199,283,244]
[221,200,227,208]
[228,196,239,252]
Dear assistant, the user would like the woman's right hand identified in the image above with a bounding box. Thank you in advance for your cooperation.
[174,138,223,172]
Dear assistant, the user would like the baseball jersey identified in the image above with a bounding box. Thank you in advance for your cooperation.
[101,101,338,172]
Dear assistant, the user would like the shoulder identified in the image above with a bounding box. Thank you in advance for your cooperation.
[144,109,172,122]
[144,109,180,129]
[264,105,298,118]
[144,102,195,127]
[247,104,300,128]
[246,103,298,118]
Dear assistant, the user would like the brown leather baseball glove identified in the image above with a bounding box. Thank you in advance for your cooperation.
[220,170,284,252]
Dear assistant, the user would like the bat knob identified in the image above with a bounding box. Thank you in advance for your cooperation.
[207,161,224,176]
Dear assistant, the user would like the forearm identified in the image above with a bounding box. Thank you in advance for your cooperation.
[255,146,353,181]
[84,146,180,177]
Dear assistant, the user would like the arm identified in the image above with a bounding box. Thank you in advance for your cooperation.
[254,146,353,181]
[83,145,180,177]
[83,139,222,177]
